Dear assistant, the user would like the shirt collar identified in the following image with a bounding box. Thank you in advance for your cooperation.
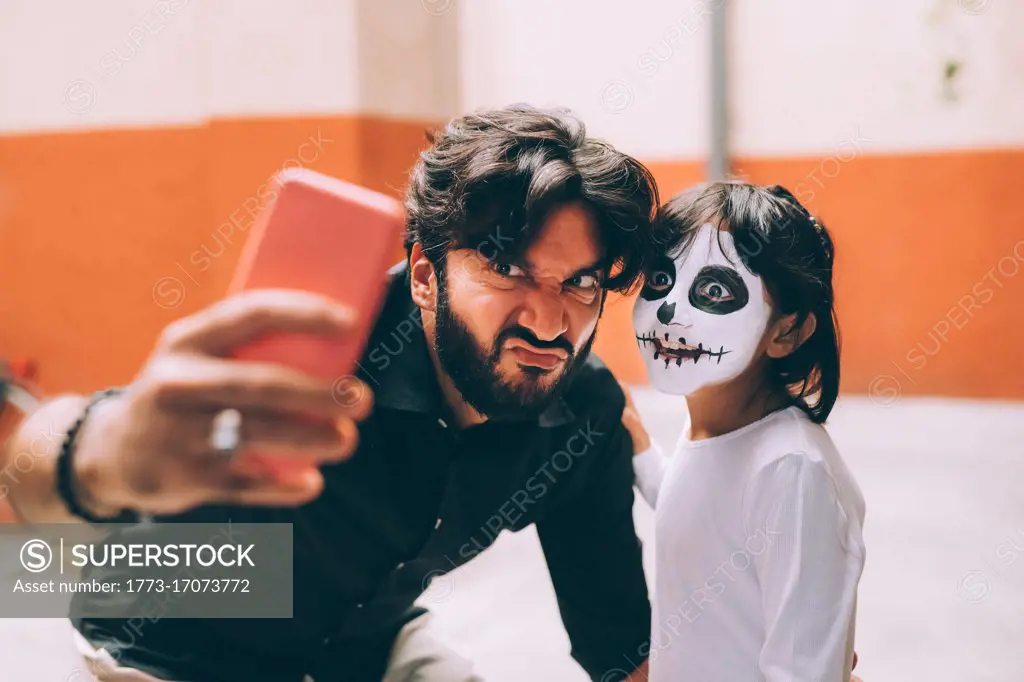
[360,262,575,428]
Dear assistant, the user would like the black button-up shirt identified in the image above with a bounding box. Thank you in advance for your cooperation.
[75,265,651,682]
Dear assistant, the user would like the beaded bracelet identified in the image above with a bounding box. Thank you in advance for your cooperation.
[54,387,142,524]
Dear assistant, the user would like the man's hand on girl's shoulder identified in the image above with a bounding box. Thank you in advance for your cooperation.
[618,380,651,455]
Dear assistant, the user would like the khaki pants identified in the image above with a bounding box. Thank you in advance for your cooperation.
[73,615,484,682]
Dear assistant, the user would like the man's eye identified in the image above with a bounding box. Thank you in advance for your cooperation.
[697,281,734,302]
[491,261,525,278]
[566,274,600,290]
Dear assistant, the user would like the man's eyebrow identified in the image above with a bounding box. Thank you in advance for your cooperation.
[566,260,608,280]
[511,257,607,280]
[495,253,528,270]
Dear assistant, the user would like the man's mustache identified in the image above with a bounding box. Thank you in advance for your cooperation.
[497,326,574,356]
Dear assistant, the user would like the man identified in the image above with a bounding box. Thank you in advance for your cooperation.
[2,105,660,681]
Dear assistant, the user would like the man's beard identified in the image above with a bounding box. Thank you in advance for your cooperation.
[434,276,597,420]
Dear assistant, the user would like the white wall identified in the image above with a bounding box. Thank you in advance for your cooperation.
[458,0,711,159]
[731,0,1024,155]
[0,0,203,131]
[204,0,362,118]
[0,0,459,134]
[2,0,1021,156]
[458,0,1024,158]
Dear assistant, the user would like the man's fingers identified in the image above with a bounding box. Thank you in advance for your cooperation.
[148,356,373,420]
[144,404,363,468]
[618,379,637,411]
[239,412,350,460]
[233,411,360,464]
[161,289,357,356]
[214,467,326,507]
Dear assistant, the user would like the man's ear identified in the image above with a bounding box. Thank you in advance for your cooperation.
[408,242,438,312]
[766,312,817,359]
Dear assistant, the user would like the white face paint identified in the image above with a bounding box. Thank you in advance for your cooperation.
[632,224,772,395]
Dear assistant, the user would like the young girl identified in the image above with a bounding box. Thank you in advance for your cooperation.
[623,181,866,681]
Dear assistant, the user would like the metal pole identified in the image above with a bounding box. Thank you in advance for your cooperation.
[708,0,729,181]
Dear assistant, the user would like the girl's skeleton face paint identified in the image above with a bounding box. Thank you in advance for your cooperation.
[633,224,772,395]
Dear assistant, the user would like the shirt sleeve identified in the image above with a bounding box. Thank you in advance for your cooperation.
[536,421,651,682]
[744,453,864,682]
[632,439,668,508]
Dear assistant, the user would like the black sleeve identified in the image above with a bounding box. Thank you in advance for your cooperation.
[535,417,652,681]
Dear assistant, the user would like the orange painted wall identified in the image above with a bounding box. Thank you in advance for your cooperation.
[0,116,434,395]
[1,118,1021,400]
[605,149,1024,400]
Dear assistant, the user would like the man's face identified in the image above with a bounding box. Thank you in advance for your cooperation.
[435,202,606,418]
[633,224,772,395]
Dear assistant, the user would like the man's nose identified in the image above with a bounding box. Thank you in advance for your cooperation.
[519,286,569,342]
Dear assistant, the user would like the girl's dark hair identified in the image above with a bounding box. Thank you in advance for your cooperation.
[655,181,841,423]
[404,104,661,293]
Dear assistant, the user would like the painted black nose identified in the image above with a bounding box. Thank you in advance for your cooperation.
[657,301,675,324]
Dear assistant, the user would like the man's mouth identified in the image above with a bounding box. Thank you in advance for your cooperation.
[635,331,731,367]
[504,338,569,371]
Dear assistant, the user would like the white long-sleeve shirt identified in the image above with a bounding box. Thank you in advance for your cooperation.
[633,405,866,682]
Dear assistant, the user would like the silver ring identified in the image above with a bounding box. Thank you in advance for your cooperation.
[209,408,243,456]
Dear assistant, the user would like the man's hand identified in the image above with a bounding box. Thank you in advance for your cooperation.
[29,289,374,521]
[618,380,650,455]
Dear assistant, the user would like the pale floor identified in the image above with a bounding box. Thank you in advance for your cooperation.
[3,393,1023,682]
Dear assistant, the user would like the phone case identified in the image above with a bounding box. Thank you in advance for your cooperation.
[227,168,404,472]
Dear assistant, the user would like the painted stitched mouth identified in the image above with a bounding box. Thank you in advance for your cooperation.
[635,331,732,367]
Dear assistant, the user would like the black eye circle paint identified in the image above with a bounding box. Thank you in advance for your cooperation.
[689,265,749,314]
[640,255,677,301]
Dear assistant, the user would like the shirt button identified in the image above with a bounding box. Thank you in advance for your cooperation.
[356,603,364,609]
[434,518,443,530]
[395,562,406,570]
[437,418,448,428]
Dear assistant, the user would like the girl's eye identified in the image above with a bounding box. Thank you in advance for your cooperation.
[698,281,734,302]
[491,261,525,278]
[566,274,600,290]
[649,270,673,291]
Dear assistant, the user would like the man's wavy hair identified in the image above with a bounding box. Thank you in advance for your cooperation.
[404,104,661,294]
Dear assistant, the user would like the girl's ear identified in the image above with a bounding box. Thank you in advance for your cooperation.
[766,312,817,359]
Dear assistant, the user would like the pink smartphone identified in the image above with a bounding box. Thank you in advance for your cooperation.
[226,168,404,473]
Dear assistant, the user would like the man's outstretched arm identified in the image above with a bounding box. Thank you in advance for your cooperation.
[3,394,101,523]
[1,290,372,525]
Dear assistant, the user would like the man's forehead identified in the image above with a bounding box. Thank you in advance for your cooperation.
[518,206,606,274]
[518,246,606,275]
